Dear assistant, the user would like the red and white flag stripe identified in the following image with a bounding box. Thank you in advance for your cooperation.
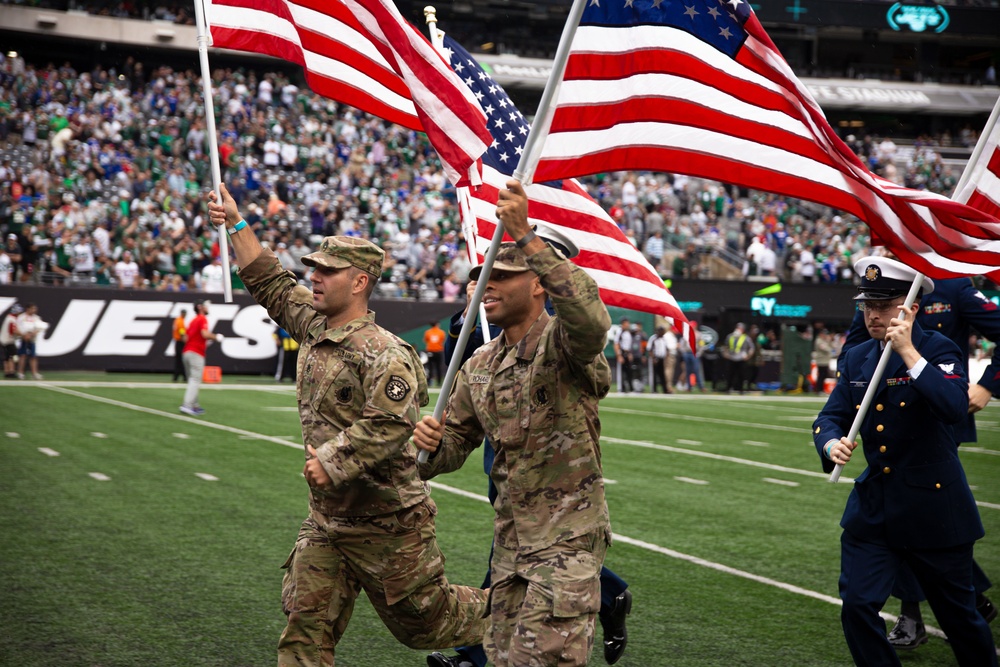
[459,165,694,346]
[528,2,1000,281]
[207,0,491,186]
[953,123,1000,219]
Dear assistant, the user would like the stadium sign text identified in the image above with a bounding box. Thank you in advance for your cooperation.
[36,298,276,360]
[806,85,931,106]
[886,3,949,33]
[751,297,813,318]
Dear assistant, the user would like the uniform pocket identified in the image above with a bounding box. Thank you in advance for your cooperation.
[551,577,601,619]
[381,542,442,607]
[903,459,962,490]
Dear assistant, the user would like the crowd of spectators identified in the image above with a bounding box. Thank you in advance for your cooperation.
[0,50,995,297]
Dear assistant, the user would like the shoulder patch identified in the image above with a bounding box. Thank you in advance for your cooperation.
[385,375,411,402]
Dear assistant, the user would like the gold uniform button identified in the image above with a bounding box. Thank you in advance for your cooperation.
[935,483,942,489]
[883,466,891,474]
[938,323,943,328]
[879,445,886,453]
[876,404,884,411]
[856,404,861,410]
[876,424,884,432]
[899,402,906,407]
[814,427,821,434]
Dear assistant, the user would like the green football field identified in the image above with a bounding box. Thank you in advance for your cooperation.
[1,373,998,666]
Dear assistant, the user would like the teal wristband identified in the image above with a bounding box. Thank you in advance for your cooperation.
[228,220,248,235]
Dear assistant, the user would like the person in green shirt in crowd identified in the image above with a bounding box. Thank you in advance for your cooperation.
[174,235,196,286]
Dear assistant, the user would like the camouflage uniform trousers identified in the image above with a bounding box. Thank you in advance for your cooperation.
[277,498,488,667]
[485,531,608,667]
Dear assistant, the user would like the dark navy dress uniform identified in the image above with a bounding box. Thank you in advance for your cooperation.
[840,278,1000,604]
[841,276,1000,443]
[815,322,996,666]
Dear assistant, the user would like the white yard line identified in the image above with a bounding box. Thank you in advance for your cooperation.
[763,478,800,487]
[38,447,60,457]
[88,472,111,481]
[427,482,951,642]
[674,476,709,485]
[28,384,986,648]
[600,406,808,433]
[602,436,844,481]
[39,385,304,450]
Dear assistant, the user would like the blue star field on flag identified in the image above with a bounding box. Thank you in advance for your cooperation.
[581,0,751,58]
[441,35,538,178]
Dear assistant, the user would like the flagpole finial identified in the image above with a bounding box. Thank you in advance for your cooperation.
[423,6,437,23]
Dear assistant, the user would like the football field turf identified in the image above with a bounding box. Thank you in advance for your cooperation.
[1,373,998,666]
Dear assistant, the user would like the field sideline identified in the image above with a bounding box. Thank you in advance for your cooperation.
[1,373,998,666]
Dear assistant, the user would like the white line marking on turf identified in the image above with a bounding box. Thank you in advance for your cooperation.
[90,432,107,438]
[38,447,60,457]
[676,439,701,446]
[979,501,1000,511]
[240,435,299,440]
[173,433,190,439]
[428,481,959,646]
[48,385,991,651]
[263,407,299,411]
[603,478,618,484]
[6,432,19,438]
[47,386,1000,521]
[38,385,304,450]
[600,406,806,433]
[675,476,709,485]
[742,440,770,447]
[763,478,800,487]
[88,472,111,481]
[603,436,848,482]
[963,447,1000,456]
[195,473,219,481]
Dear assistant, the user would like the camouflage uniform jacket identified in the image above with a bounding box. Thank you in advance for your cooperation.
[240,248,430,517]
[420,246,612,552]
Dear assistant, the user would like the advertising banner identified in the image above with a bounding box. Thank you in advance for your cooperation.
[0,286,459,374]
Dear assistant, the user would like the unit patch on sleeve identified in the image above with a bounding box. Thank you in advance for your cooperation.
[385,375,411,402]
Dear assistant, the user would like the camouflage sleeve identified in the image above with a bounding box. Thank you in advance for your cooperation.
[417,365,484,480]
[313,347,423,486]
[527,245,611,363]
[237,246,319,343]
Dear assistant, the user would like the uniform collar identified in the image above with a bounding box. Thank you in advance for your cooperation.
[497,310,550,368]
[308,310,375,343]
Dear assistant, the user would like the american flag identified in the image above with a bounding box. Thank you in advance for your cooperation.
[953,105,1000,219]
[441,35,693,342]
[526,0,1000,281]
[206,0,491,186]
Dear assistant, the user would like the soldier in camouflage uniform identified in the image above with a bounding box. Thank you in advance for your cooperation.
[413,179,613,667]
[207,185,488,667]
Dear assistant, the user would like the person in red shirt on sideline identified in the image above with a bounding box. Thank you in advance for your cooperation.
[180,300,224,416]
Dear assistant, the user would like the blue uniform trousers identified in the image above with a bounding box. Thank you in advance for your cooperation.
[840,531,996,667]
[892,558,992,601]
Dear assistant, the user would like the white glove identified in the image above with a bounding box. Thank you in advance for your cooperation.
[215,333,225,342]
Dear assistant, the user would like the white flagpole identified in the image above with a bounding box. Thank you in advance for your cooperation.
[828,274,924,483]
[416,1,587,463]
[193,0,233,303]
[418,6,496,462]
[953,93,1000,199]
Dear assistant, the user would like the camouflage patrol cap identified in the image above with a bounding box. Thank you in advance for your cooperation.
[469,242,529,280]
[302,236,384,276]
